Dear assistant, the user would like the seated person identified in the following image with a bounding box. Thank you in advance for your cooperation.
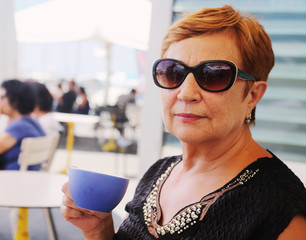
[75,86,90,115]
[114,89,137,137]
[31,81,63,135]
[116,89,137,108]
[0,79,45,170]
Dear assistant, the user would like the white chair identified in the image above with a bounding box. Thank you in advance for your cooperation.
[18,133,60,172]
[11,133,60,240]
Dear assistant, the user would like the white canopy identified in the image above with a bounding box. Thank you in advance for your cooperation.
[15,0,152,104]
[15,0,151,51]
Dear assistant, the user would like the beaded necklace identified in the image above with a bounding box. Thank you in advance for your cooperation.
[143,158,259,239]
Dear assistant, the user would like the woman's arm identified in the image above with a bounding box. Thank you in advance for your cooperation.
[277,215,306,240]
[0,132,17,154]
[61,182,115,240]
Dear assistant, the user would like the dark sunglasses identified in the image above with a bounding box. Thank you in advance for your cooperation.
[152,58,256,92]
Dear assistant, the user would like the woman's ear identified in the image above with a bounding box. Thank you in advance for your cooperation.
[246,81,267,111]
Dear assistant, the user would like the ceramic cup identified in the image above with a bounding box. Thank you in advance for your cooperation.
[69,168,129,213]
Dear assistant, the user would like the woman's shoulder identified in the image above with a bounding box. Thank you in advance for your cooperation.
[227,153,306,239]
[6,116,45,139]
[254,153,305,192]
[5,117,26,133]
[246,153,306,214]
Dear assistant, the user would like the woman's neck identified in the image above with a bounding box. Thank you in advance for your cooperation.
[179,128,270,175]
[8,111,23,123]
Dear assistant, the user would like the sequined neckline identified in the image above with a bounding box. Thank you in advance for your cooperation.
[143,157,259,239]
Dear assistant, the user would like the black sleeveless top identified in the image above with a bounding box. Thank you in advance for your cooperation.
[114,153,306,240]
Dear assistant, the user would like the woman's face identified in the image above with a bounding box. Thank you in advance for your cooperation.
[0,88,12,116]
[161,31,253,145]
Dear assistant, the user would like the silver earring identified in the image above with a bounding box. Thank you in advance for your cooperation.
[245,114,251,124]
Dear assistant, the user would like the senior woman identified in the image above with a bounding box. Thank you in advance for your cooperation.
[0,79,45,170]
[61,5,306,239]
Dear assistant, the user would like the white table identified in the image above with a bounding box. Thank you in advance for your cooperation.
[53,112,100,173]
[53,112,100,125]
[0,171,68,240]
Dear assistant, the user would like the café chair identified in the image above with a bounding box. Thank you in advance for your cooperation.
[18,133,60,172]
[11,133,60,240]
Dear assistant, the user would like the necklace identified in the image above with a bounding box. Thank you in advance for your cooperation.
[143,157,259,239]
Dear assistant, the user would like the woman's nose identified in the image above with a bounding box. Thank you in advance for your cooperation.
[177,73,202,102]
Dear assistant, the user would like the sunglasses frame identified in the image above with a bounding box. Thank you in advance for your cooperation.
[153,58,256,92]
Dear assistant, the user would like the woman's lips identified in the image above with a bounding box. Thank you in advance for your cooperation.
[175,113,205,123]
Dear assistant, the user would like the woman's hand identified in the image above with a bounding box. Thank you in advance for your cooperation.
[61,181,115,240]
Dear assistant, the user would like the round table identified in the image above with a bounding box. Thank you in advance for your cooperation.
[0,171,68,240]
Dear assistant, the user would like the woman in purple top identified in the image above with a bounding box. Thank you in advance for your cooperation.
[0,79,45,170]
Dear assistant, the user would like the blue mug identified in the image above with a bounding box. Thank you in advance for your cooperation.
[69,168,129,213]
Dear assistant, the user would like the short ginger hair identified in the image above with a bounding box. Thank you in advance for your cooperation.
[161,5,275,124]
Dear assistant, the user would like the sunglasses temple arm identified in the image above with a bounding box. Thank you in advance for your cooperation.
[238,69,256,81]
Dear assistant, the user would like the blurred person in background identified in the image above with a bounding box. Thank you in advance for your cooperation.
[31,81,63,135]
[75,86,90,115]
[51,81,64,110]
[114,89,137,137]
[56,79,77,113]
[116,88,137,108]
[0,79,45,170]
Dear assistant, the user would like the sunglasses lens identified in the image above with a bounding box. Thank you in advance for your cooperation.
[196,62,234,91]
[154,60,185,88]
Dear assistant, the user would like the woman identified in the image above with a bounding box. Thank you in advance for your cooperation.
[61,6,306,239]
[75,86,90,115]
[31,81,63,135]
[0,79,45,170]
